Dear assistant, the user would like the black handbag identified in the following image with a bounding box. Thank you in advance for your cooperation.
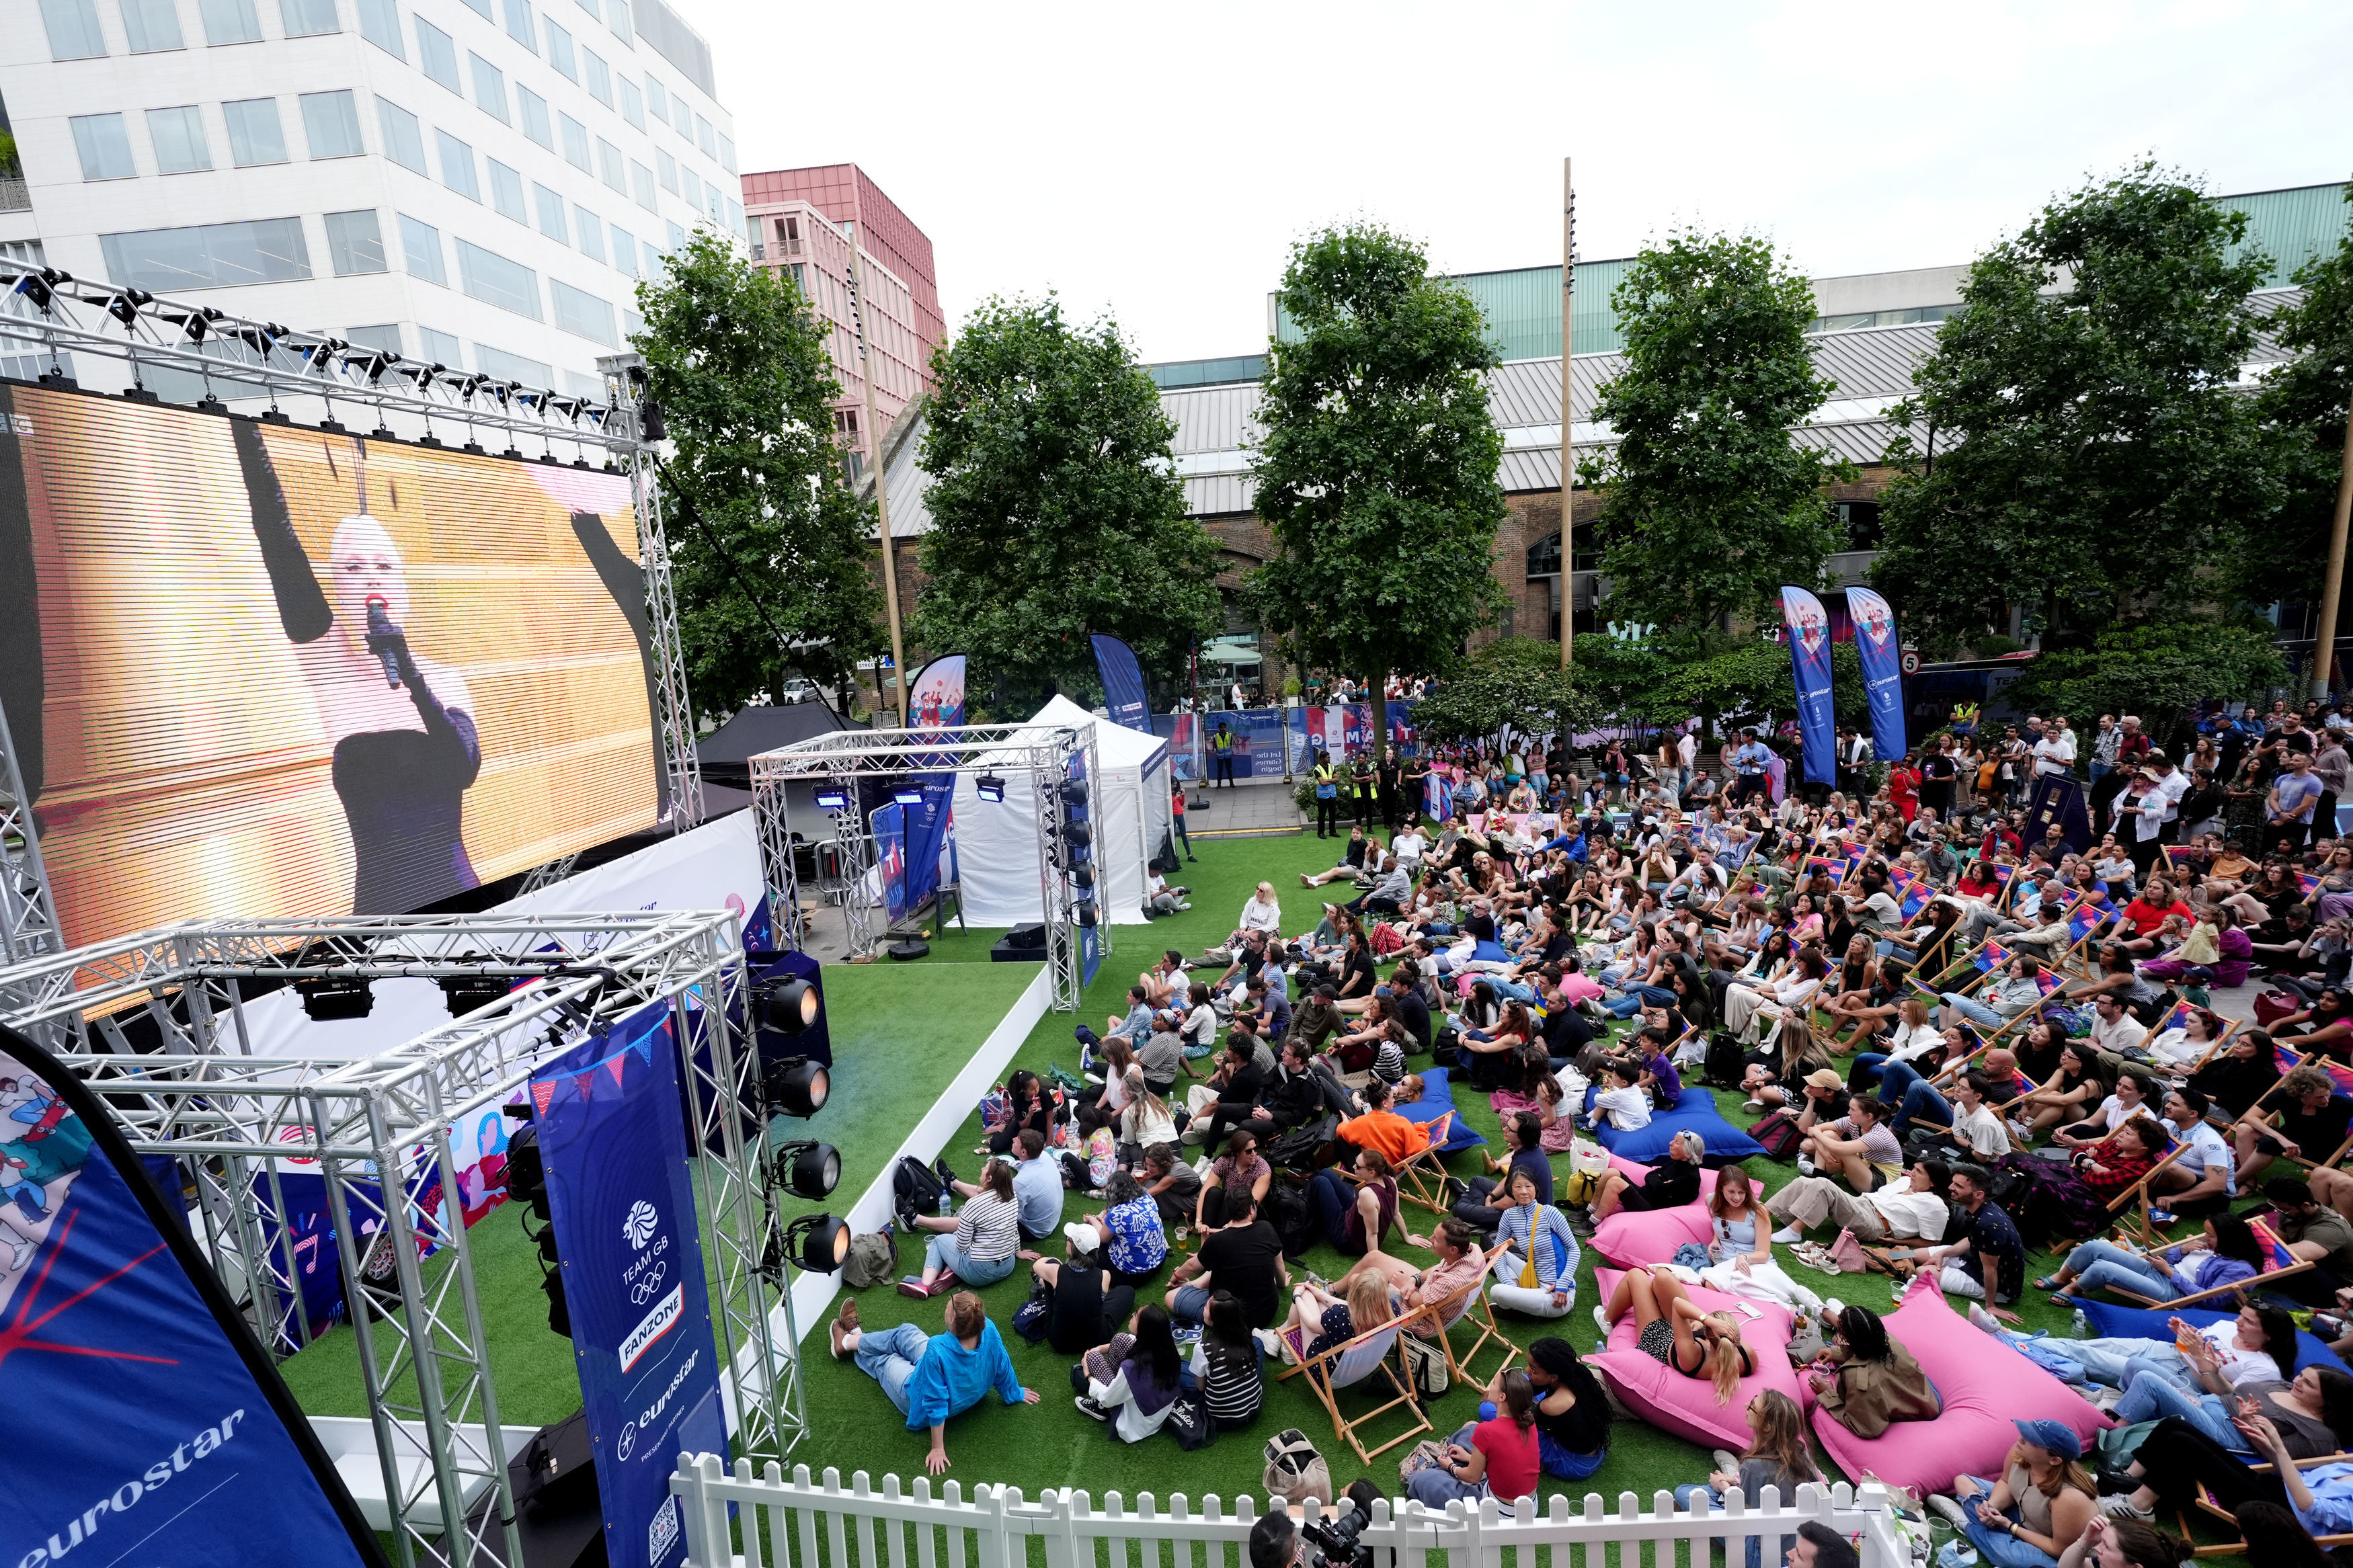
[1164,1389,1215,1450]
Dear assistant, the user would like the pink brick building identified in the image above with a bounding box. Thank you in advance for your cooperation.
[740,165,939,474]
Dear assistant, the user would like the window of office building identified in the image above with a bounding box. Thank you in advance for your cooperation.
[532,182,567,241]
[416,16,460,91]
[717,132,733,175]
[549,278,613,345]
[475,343,549,385]
[417,325,461,365]
[221,97,288,165]
[397,213,447,284]
[609,222,635,276]
[146,106,212,173]
[596,137,624,193]
[543,16,575,77]
[346,323,403,354]
[279,0,338,36]
[436,130,479,200]
[102,217,312,289]
[502,0,533,47]
[122,0,186,51]
[694,113,713,158]
[356,0,401,56]
[456,239,541,319]
[654,146,674,194]
[376,96,426,171]
[487,157,526,221]
[40,0,108,60]
[469,52,509,120]
[573,204,604,262]
[300,89,365,158]
[643,73,665,120]
[604,0,627,43]
[618,75,642,129]
[71,114,138,180]
[323,209,389,274]
[516,84,552,147]
[199,0,261,42]
[583,46,611,106]
[456,0,489,18]
[629,159,653,211]
[559,112,590,170]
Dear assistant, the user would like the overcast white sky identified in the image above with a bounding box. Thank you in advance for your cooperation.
[708,0,2353,365]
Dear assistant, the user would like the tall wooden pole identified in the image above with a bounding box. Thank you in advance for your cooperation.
[1558,157,1574,672]
[849,246,910,727]
[2311,396,2353,701]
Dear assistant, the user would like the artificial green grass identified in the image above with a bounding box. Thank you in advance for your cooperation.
[275,960,1036,1429]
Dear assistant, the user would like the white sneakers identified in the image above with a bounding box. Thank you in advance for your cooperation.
[1771,1226,1804,1245]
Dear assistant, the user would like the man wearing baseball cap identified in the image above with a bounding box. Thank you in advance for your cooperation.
[1930,1418,2096,1567]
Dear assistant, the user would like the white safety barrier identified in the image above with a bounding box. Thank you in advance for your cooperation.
[670,1453,1907,1568]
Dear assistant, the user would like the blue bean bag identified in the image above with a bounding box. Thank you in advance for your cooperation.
[2076,1298,2348,1375]
[1581,1085,1767,1164]
[1398,1066,1486,1155]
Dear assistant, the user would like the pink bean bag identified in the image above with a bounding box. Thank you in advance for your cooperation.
[1588,1154,1719,1268]
[1588,1268,1806,1450]
[1803,1276,2113,1498]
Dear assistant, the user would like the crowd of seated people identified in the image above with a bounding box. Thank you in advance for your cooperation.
[826,704,2353,1556]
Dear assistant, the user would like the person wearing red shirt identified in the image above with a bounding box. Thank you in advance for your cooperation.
[1404,1368,1544,1505]
[1887,755,1921,824]
[2120,880,2194,940]
[1980,821,2022,863]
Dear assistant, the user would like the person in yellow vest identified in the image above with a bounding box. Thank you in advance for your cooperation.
[1312,751,1343,838]
[1210,720,1237,788]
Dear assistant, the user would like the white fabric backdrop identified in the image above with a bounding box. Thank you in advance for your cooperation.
[949,696,1165,927]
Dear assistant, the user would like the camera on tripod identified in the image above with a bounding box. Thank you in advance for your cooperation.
[1299,1481,1380,1568]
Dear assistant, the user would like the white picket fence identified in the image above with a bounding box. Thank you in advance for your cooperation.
[670,1453,1908,1568]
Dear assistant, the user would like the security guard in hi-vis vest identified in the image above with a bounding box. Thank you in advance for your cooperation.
[1210,720,1237,788]
[1349,750,1378,829]
[1312,751,1342,837]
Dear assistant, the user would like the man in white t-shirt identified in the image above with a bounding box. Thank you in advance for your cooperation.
[1905,1070,2011,1162]
[2033,716,2079,779]
[2086,994,2149,1064]
[1767,1159,1950,1244]
[1390,825,1427,871]
[2152,1085,2236,1216]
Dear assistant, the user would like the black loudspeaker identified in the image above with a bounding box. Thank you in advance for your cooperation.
[1004,923,1047,951]
[991,935,1049,964]
[514,1409,600,1518]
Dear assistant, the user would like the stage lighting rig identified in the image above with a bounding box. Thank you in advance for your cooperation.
[812,784,850,812]
[769,1139,840,1198]
[296,974,374,1021]
[778,1214,850,1276]
[755,975,818,1034]
[760,1057,828,1119]
[438,973,512,1016]
[502,1103,570,1336]
[976,773,1006,802]
[891,784,925,807]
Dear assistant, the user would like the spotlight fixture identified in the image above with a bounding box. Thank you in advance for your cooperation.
[438,974,512,1016]
[296,975,374,1021]
[637,397,665,442]
[813,785,850,811]
[1062,821,1092,848]
[1078,904,1098,929]
[781,1213,850,1274]
[755,975,818,1034]
[975,774,1006,802]
[760,1056,829,1118]
[770,1139,841,1198]
[1060,780,1090,808]
[892,786,925,807]
[1072,864,1095,890]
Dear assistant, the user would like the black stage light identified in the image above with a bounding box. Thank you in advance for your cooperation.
[756,976,817,1034]
[783,1213,850,1273]
[976,774,1005,802]
[1072,864,1095,890]
[761,1056,829,1118]
[296,975,374,1021]
[1063,821,1092,848]
[439,975,512,1015]
[637,397,665,442]
[771,1139,840,1198]
[1060,780,1089,808]
[813,784,850,811]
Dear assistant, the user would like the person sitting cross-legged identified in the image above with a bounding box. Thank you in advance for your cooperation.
[827,1290,1039,1475]
[1796,1091,1903,1193]
[1074,1303,1185,1442]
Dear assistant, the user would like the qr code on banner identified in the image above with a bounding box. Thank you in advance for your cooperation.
[648,1496,680,1562]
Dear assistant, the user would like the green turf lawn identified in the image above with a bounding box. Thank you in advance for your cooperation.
[795,827,2141,1510]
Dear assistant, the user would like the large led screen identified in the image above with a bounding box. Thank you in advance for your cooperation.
[0,380,666,946]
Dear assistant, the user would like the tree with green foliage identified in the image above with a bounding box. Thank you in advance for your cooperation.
[2004,620,2288,749]
[1246,222,1509,748]
[2246,181,2353,616]
[1870,163,2281,653]
[1410,638,1604,747]
[914,296,1222,709]
[633,230,883,715]
[1658,636,1867,742]
[1580,229,1851,638]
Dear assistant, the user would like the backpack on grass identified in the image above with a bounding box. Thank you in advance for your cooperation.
[892,1155,947,1225]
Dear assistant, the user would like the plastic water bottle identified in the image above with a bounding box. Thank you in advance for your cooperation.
[2071,1308,2089,1339]
[939,1190,952,1217]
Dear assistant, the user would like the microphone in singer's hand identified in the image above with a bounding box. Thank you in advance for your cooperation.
[364,595,401,688]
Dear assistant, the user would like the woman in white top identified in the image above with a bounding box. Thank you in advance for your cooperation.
[1236,884,1283,940]
[1118,1068,1178,1149]
[1724,950,1829,1045]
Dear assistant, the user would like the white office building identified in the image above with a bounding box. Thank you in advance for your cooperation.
[1,0,743,397]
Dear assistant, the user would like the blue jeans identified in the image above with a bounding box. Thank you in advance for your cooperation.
[1954,1476,2063,1568]
[1171,1284,1211,1323]
[1941,993,2005,1030]
[1607,985,1675,1016]
[1540,1432,1605,1480]
[1877,1060,1951,1136]
[2114,1367,2245,1450]
[924,1233,1016,1286]
[853,1323,934,1417]
[1673,1485,1782,1568]
[1486,978,1538,1004]
[2005,1336,2185,1389]
[1311,1169,1365,1253]
[2059,1241,2180,1302]
[1405,1424,1491,1507]
[1851,1052,1890,1084]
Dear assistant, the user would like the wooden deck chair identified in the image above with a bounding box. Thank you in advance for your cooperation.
[2186,1454,2353,1557]
[1423,1272,1519,1388]
[2104,1138,2195,1247]
[2106,1216,2317,1311]
[1392,1110,1458,1219]
[1275,1311,1433,1464]
[2178,1017,2245,1075]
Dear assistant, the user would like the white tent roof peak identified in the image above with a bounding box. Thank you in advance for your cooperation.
[1029,694,1168,772]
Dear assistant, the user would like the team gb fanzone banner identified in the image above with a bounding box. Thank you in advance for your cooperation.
[1845,585,1907,766]
[532,1006,726,1568]
[1779,585,1836,787]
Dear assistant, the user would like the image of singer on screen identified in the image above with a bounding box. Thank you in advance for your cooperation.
[235,422,482,914]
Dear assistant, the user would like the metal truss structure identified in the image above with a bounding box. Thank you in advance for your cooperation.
[748,723,1101,1012]
[0,698,65,1033]
[0,911,804,1568]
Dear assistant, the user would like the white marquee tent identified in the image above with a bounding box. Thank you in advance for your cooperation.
[949,695,1174,927]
